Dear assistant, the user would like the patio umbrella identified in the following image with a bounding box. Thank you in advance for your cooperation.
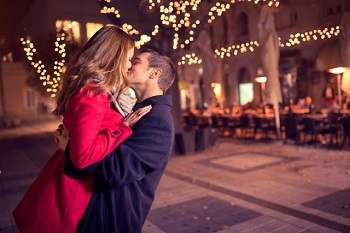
[340,12,350,95]
[258,5,282,140]
[315,40,341,72]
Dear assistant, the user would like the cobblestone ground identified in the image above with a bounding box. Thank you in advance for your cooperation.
[1,120,350,233]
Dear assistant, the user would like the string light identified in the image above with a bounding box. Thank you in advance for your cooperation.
[207,3,231,23]
[178,53,202,66]
[121,23,160,49]
[100,6,121,18]
[102,0,279,51]
[279,26,340,48]
[179,25,340,65]
[99,0,341,67]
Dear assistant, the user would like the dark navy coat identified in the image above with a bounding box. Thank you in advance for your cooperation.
[64,95,174,233]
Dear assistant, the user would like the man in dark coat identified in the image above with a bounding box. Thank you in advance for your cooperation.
[57,49,176,233]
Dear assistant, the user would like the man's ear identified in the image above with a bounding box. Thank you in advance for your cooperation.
[150,68,162,79]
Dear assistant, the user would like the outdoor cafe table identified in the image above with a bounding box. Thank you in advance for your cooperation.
[255,113,275,119]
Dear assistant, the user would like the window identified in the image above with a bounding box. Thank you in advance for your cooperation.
[24,89,37,110]
[236,12,249,37]
[239,83,253,106]
[86,23,104,40]
[274,3,297,29]
[323,0,342,16]
[55,20,81,43]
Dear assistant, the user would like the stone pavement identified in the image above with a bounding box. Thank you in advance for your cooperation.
[1,120,350,233]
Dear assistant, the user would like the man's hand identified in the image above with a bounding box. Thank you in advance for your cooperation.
[54,124,70,151]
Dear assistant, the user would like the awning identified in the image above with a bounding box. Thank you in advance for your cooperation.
[315,40,342,72]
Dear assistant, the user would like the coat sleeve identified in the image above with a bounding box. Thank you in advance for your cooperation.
[65,112,173,187]
[67,92,132,169]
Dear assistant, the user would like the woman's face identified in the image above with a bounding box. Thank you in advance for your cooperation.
[123,47,135,74]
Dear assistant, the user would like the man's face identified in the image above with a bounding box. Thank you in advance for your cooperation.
[127,52,151,88]
[123,47,134,74]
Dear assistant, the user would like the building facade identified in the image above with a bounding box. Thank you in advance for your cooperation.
[0,0,110,127]
[178,0,350,112]
[1,0,349,127]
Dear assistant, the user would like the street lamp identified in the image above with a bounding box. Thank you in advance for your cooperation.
[328,67,345,109]
[255,75,267,104]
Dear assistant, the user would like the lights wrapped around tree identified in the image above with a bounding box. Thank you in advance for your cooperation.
[101,0,279,53]
[121,23,158,49]
[178,53,202,66]
[20,33,66,97]
[99,0,340,66]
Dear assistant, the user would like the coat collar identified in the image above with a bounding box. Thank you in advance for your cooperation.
[134,95,172,110]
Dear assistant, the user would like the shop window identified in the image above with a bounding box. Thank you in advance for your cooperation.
[55,20,81,43]
[239,83,253,106]
[86,23,104,40]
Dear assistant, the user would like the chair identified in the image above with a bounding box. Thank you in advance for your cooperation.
[302,115,339,146]
[220,115,240,137]
[210,115,224,136]
[319,112,340,147]
[253,116,271,140]
[182,114,197,130]
[301,117,321,145]
[284,113,302,144]
[240,114,254,139]
[182,115,193,131]
[210,115,220,129]
[341,116,350,149]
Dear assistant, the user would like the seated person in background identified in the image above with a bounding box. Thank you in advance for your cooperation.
[230,101,242,116]
[296,98,306,109]
[289,98,296,111]
[263,102,274,115]
[322,82,335,108]
[241,102,257,115]
[294,98,309,113]
[305,96,315,113]
[305,96,321,114]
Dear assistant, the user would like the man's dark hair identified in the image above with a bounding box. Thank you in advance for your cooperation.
[142,49,176,93]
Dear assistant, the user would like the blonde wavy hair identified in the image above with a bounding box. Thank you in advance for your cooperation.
[53,25,135,115]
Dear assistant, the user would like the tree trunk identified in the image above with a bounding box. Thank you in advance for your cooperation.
[167,78,183,134]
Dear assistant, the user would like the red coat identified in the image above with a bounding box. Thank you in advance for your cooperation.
[13,85,132,233]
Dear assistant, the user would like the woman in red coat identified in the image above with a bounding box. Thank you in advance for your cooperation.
[13,25,151,233]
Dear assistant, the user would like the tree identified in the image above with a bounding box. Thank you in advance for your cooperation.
[95,0,232,134]
[21,31,81,97]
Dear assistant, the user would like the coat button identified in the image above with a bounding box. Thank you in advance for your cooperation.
[113,130,119,135]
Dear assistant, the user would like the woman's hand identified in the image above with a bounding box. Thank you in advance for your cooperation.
[54,124,70,151]
[122,105,152,128]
